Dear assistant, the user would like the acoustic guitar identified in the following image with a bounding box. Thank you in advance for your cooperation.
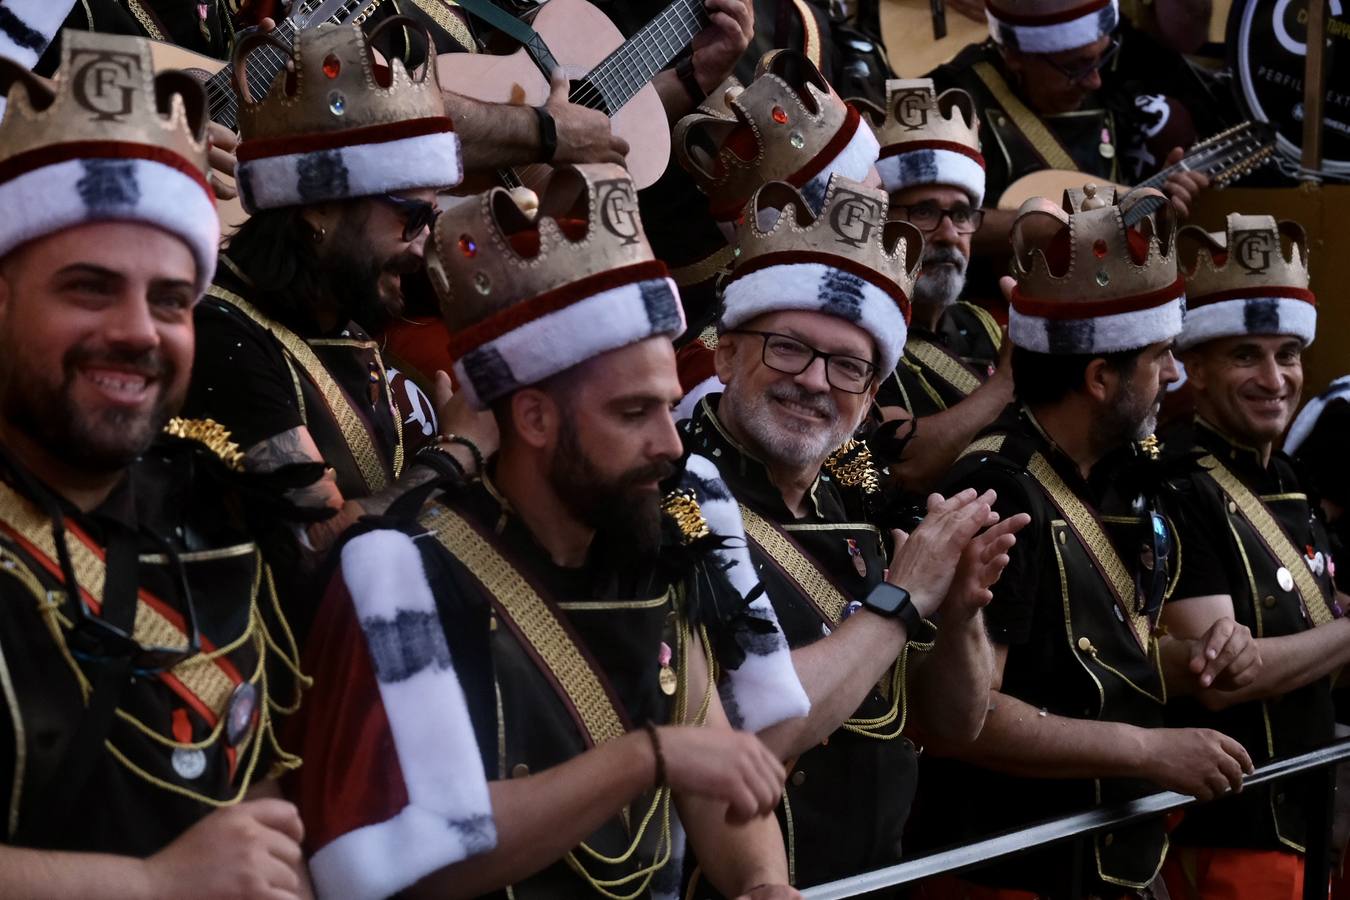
[997,120,1277,213]
[436,0,710,191]
[879,0,987,78]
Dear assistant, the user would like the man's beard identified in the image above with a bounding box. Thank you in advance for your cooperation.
[721,378,858,471]
[548,416,676,560]
[1,339,177,474]
[1095,377,1163,450]
[912,244,968,311]
[319,229,421,331]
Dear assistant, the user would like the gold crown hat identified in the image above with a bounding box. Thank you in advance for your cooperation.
[427,164,685,409]
[986,0,1120,54]
[673,50,880,229]
[1008,185,1184,355]
[719,174,923,374]
[232,17,460,213]
[861,79,986,206]
[0,31,217,293]
[1175,213,1316,350]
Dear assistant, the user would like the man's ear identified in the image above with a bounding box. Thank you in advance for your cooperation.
[509,388,559,451]
[713,332,740,383]
[1083,356,1116,405]
[298,204,337,243]
[1178,348,1206,392]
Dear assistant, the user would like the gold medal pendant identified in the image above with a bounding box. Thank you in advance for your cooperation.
[659,665,678,696]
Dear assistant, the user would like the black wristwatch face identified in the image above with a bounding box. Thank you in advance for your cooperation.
[864,582,911,617]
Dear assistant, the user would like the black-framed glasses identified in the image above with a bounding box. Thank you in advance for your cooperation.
[894,202,984,235]
[1042,37,1120,85]
[730,330,878,394]
[1135,509,1171,621]
[376,193,439,242]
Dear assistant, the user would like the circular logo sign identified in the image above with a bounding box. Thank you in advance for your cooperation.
[1230,0,1350,175]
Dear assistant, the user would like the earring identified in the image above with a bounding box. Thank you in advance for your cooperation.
[311,226,326,244]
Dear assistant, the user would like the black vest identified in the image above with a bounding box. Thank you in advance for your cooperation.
[681,396,920,891]
[1163,421,1338,852]
[922,412,1170,894]
[875,302,1002,419]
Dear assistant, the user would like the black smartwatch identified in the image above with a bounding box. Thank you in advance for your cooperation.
[533,105,558,163]
[861,582,923,634]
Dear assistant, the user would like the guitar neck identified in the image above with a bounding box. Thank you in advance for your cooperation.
[204,19,298,131]
[575,0,706,114]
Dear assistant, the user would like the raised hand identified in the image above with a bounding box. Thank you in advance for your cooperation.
[545,69,629,166]
[886,489,997,618]
[690,0,754,93]
[945,510,1031,620]
[1160,146,1210,220]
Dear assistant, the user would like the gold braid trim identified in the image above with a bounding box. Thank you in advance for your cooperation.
[823,439,880,495]
[206,285,404,494]
[905,337,982,400]
[739,503,849,626]
[0,482,239,718]
[957,434,1006,462]
[403,0,476,52]
[421,504,627,745]
[1201,455,1336,627]
[971,62,1077,171]
[957,301,1004,351]
[1025,453,1151,651]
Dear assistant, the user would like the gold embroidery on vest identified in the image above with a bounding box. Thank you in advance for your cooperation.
[206,285,405,493]
[1202,455,1335,627]
[905,337,981,399]
[957,434,1007,462]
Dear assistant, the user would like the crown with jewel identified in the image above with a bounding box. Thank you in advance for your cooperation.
[232,17,461,212]
[1008,184,1184,355]
[1176,213,1316,349]
[673,49,879,225]
[0,30,218,292]
[720,175,923,374]
[859,78,986,206]
[427,164,685,409]
[986,0,1120,54]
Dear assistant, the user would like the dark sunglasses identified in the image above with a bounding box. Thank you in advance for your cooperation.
[1135,509,1171,622]
[376,193,439,242]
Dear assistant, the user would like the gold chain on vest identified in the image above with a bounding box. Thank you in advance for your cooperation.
[205,285,405,494]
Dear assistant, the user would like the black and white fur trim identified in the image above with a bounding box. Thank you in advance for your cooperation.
[452,276,686,410]
[0,157,218,294]
[1176,296,1316,350]
[1285,375,1350,455]
[1009,293,1184,355]
[310,529,497,900]
[235,130,462,213]
[680,454,810,733]
[986,0,1119,54]
[721,262,908,373]
[876,147,985,207]
[0,0,74,84]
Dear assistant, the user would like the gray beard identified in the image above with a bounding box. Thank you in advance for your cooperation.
[720,380,858,472]
[912,247,968,312]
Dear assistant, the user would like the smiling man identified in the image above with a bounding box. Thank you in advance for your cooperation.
[683,174,1027,890]
[1157,214,1348,900]
[185,20,491,630]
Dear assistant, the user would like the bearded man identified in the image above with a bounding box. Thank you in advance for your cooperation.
[861,78,1014,494]
[185,21,492,632]
[0,32,309,897]
[1157,214,1350,900]
[287,165,809,900]
[681,174,1028,891]
[914,186,1263,899]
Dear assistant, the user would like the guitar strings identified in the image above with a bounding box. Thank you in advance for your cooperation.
[569,0,704,112]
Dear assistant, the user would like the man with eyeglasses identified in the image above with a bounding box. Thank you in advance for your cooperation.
[1155,214,1349,900]
[928,0,1210,265]
[861,79,1014,495]
[911,187,1261,900]
[682,173,1029,891]
[0,32,310,897]
[186,22,493,632]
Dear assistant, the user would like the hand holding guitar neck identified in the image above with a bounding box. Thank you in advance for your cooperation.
[545,69,629,166]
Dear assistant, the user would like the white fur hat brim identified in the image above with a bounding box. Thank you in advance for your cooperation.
[1009,286,1184,355]
[1177,294,1317,350]
[876,143,986,207]
[987,0,1119,54]
[0,155,218,294]
[721,261,908,374]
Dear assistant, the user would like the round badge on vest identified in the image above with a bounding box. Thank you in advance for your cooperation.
[172,747,207,780]
[227,682,259,746]
[1277,565,1296,592]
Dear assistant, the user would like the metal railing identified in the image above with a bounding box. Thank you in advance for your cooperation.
[801,737,1350,900]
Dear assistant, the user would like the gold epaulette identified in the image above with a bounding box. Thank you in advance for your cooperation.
[163,418,245,472]
[823,439,880,495]
[662,489,710,544]
[1137,433,1162,461]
